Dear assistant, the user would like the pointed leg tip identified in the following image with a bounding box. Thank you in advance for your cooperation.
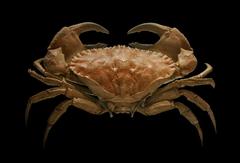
[193,123,204,146]
[109,112,114,118]
[211,80,216,88]
[131,112,135,118]
[208,112,217,134]
[43,126,51,148]
[213,123,217,134]
[28,69,34,75]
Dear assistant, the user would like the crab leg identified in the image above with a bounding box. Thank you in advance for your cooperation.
[44,98,106,146]
[150,63,214,97]
[174,102,203,144]
[26,87,66,125]
[152,77,215,98]
[33,58,59,78]
[33,58,45,74]
[146,88,216,133]
[138,100,203,144]
[178,89,216,132]
[44,99,72,146]
[25,87,88,125]
[191,63,213,78]
[72,98,106,115]
[138,100,174,116]
[28,69,65,86]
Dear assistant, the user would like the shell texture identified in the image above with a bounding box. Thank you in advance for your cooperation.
[70,45,176,101]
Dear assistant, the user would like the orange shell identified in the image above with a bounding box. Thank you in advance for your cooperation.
[70,46,176,102]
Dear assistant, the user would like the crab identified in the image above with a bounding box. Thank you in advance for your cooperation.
[26,22,216,146]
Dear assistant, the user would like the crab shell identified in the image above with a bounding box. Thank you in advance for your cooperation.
[69,45,196,104]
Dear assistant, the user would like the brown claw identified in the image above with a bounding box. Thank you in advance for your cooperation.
[69,22,109,35]
[48,22,109,62]
[128,23,171,35]
[128,23,192,61]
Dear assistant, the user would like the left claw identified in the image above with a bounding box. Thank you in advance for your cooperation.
[128,23,197,75]
[127,23,192,60]
[48,22,109,62]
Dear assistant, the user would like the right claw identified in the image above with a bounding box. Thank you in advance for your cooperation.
[128,23,170,50]
[128,23,171,35]
[48,22,109,62]
[69,22,109,34]
[128,23,192,61]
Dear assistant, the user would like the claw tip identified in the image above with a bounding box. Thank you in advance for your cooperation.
[211,80,216,88]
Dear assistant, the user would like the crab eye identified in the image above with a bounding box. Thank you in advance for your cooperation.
[43,47,67,75]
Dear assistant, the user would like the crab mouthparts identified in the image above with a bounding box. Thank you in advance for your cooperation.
[114,106,132,114]
[107,103,138,117]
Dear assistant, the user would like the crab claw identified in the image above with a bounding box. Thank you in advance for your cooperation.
[48,22,109,62]
[128,23,197,75]
[128,23,192,60]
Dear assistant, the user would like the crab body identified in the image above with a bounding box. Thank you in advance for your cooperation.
[26,22,216,146]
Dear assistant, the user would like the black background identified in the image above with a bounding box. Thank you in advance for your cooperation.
[4,1,238,162]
